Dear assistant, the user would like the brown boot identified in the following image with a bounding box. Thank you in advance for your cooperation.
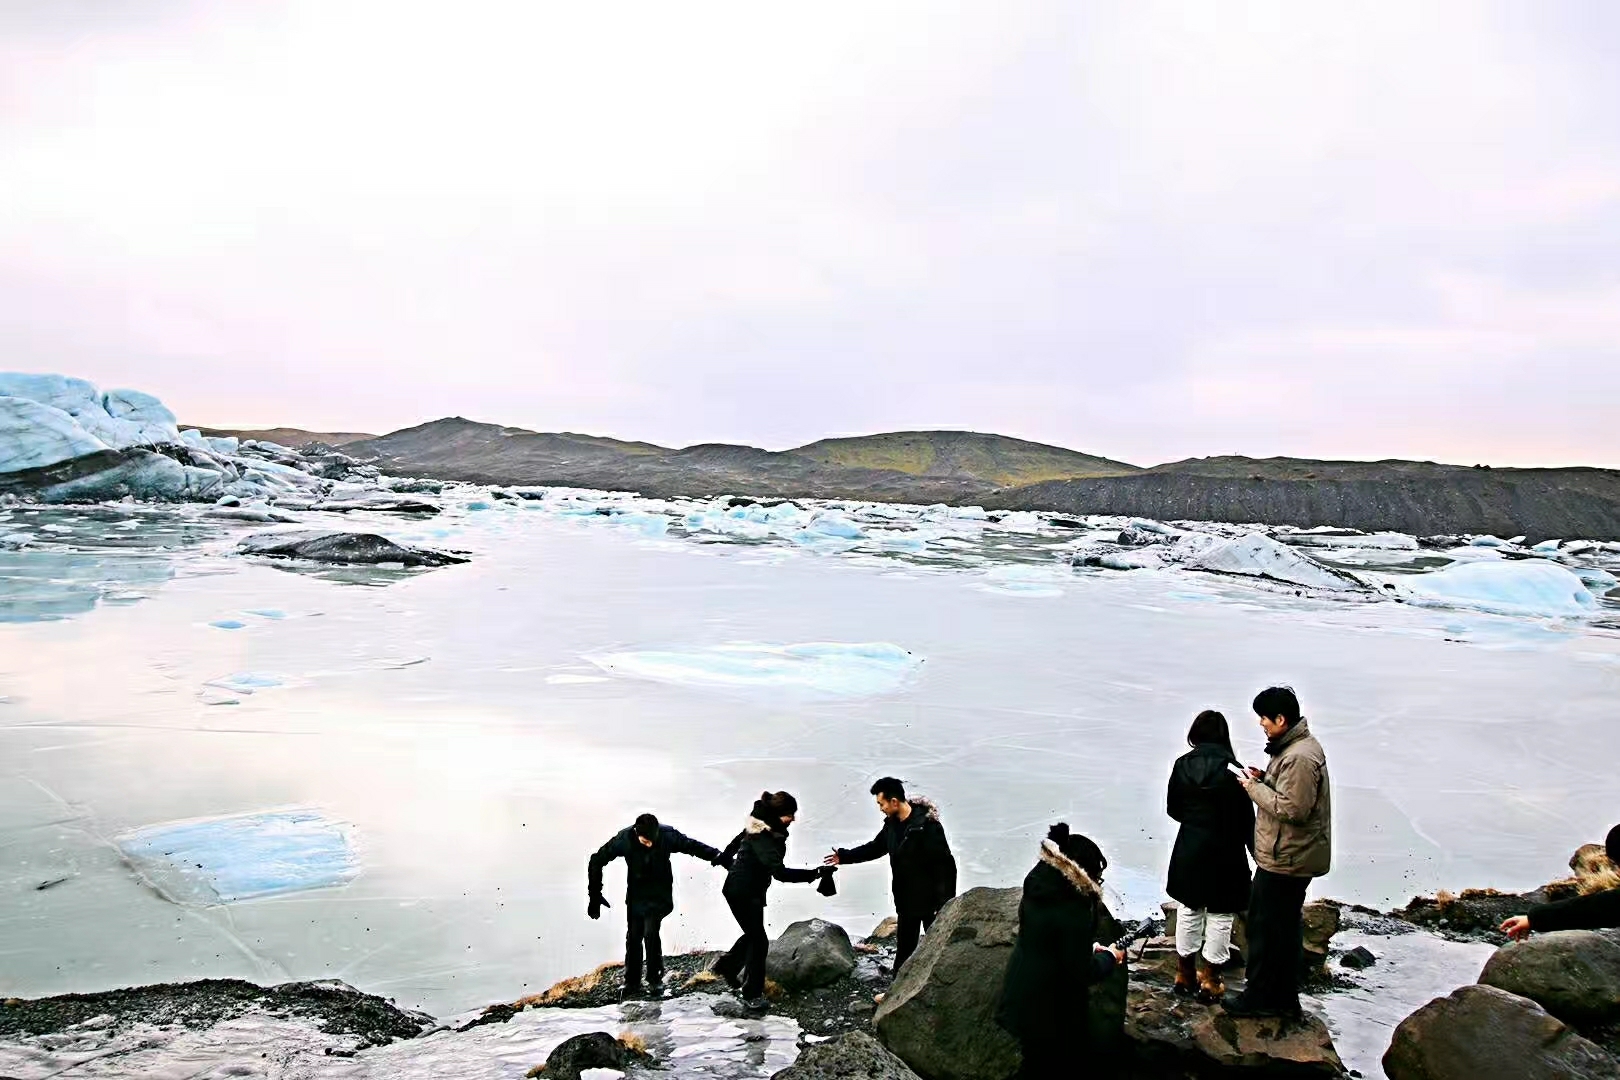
[1196,958,1225,1004]
[1174,953,1197,997]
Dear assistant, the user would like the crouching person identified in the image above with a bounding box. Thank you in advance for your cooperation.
[588,812,729,999]
[1501,824,1620,939]
[996,824,1126,1079]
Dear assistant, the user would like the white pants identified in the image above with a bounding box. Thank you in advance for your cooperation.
[1176,908,1235,965]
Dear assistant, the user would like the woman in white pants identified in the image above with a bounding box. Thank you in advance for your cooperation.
[1166,710,1255,1001]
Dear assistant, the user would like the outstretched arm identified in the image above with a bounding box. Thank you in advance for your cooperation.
[666,827,724,865]
[587,834,626,899]
[833,829,888,866]
[752,837,822,884]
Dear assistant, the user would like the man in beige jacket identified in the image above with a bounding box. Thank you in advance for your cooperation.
[1229,685,1331,1018]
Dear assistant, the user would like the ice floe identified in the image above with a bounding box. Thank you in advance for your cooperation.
[116,808,358,905]
[1398,559,1601,618]
[587,642,923,696]
[1185,533,1367,592]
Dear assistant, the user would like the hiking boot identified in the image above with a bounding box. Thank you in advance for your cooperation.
[1196,959,1225,1004]
[1173,953,1197,997]
[619,983,644,1003]
[739,995,770,1014]
[1222,993,1288,1018]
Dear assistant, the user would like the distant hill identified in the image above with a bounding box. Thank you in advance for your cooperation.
[990,456,1620,541]
[348,421,1135,503]
[193,425,376,447]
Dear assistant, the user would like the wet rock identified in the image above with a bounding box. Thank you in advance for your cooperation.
[1396,887,1564,941]
[532,1030,649,1080]
[1125,980,1346,1076]
[873,886,1125,1080]
[1339,945,1376,970]
[1383,983,1619,1080]
[868,917,899,942]
[767,919,857,991]
[771,1031,921,1079]
[1302,901,1341,968]
[1477,931,1620,1029]
[237,530,469,567]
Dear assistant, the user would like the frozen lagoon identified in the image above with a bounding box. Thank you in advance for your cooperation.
[0,490,1617,1046]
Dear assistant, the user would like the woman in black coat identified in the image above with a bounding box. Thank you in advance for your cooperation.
[711,791,835,1012]
[996,824,1125,1078]
[1166,709,1255,1001]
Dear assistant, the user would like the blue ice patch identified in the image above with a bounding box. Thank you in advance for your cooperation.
[588,641,922,697]
[209,619,247,630]
[117,808,358,904]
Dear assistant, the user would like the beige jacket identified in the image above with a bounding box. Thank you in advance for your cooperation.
[1248,718,1332,878]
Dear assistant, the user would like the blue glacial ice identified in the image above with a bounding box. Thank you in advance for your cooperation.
[588,641,923,696]
[116,808,358,905]
[209,618,248,630]
[1400,559,1600,618]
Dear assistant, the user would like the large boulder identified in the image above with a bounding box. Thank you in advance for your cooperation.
[771,1031,921,1079]
[1478,931,1620,1029]
[872,886,1125,1080]
[1125,981,1345,1076]
[766,918,857,991]
[533,1031,648,1080]
[1383,984,1619,1080]
[237,530,469,567]
[1302,901,1341,969]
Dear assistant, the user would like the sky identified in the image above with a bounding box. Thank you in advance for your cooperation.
[2,2,1618,467]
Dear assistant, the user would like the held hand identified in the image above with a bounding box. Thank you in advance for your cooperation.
[1095,943,1126,965]
[1246,766,1264,781]
[1501,915,1533,940]
[823,850,841,866]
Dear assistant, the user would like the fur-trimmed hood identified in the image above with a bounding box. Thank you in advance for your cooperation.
[744,816,777,835]
[907,797,941,823]
[1039,839,1101,900]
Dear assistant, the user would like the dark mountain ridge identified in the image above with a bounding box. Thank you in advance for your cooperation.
[269,418,1620,541]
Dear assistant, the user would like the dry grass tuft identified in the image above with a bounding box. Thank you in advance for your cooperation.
[524,1066,546,1078]
[684,970,723,989]
[764,978,785,1002]
[1571,844,1620,895]
[618,1031,649,1054]
[512,962,624,1009]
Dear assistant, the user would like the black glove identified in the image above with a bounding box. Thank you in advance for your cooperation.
[588,893,609,920]
[715,853,735,870]
[816,865,838,897]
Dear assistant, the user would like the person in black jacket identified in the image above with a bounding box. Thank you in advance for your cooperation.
[1166,710,1255,1002]
[711,791,836,1012]
[588,813,728,997]
[824,777,958,973]
[997,824,1126,1079]
[1501,824,1620,939]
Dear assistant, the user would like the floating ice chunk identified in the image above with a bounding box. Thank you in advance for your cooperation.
[1469,535,1512,548]
[588,641,922,696]
[1185,532,1365,592]
[207,672,286,693]
[246,609,287,619]
[116,808,358,904]
[1402,560,1600,617]
[953,506,989,521]
[805,512,863,540]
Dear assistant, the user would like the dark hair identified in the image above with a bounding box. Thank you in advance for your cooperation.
[1608,824,1619,866]
[1252,686,1302,727]
[1047,822,1107,882]
[1188,709,1235,759]
[633,813,660,841]
[758,790,799,819]
[870,777,907,802]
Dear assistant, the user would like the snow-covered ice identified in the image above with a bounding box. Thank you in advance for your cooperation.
[1185,532,1365,592]
[116,808,358,905]
[1399,559,1601,618]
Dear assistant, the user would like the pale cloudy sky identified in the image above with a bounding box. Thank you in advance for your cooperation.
[2,2,1617,466]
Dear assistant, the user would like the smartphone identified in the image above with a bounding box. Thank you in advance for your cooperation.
[1226,762,1250,780]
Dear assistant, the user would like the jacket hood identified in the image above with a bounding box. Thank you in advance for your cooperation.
[1038,839,1101,900]
[745,816,773,835]
[906,797,941,823]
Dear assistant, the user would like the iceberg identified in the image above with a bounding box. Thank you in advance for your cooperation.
[116,808,358,905]
[0,373,180,451]
[587,641,922,696]
[0,397,110,474]
[1185,532,1366,592]
[1401,560,1601,618]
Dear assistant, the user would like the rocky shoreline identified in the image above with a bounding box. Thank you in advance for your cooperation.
[5,866,1614,1079]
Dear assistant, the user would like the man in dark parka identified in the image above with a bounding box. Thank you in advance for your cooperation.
[997,824,1125,1079]
[825,777,958,972]
[588,812,728,995]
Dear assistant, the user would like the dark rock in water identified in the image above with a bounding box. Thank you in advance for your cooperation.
[1116,524,1165,546]
[0,978,431,1049]
[534,1030,649,1080]
[1478,931,1620,1030]
[237,530,468,567]
[767,919,857,991]
[1383,983,1619,1080]
[873,886,1124,1080]
[771,1031,921,1079]
[1047,517,1084,529]
[1396,887,1565,941]
[1339,945,1377,970]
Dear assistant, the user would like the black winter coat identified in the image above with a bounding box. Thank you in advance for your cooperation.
[1166,743,1255,914]
[835,798,958,917]
[721,818,820,907]
[1529,887,1620,933]
[996,841,1118,1045]
[588,824,724,918]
